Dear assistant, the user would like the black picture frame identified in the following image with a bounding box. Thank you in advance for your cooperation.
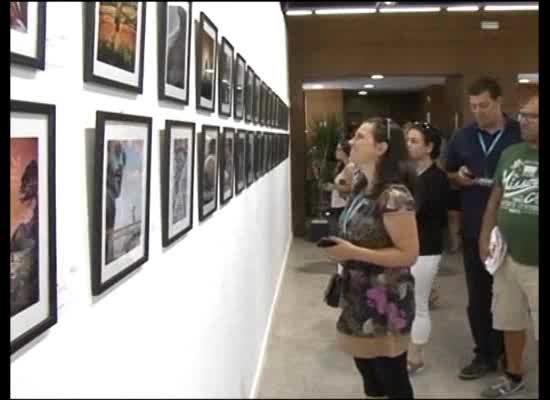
[162,120,195,248]
[254,131,262,180]
[10,100,57,355]
[219,127,235,204]
[195,12,218,112]
[218,37,234,117]
[197,125,220,220]
[245,130,255,186]
[245,66,255,123]
[253,73,261,125]
[263,131,270,174]
[158,2,192,104]
[260,82,267,126]
[91,111,152,296]
[84,2,147,93]
[10,2,46,70]
[233,54,246,120]
[234,130,247,195]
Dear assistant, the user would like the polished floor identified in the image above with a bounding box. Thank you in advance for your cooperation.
[256,238,538,399]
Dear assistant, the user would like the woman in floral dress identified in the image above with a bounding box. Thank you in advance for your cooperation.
[321,117,419,399]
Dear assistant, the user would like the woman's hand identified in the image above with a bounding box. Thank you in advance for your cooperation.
[322,236,357,262]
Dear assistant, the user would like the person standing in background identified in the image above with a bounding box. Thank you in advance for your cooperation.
[446,77,521,380]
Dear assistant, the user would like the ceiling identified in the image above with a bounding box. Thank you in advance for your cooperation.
[302,75,447,92]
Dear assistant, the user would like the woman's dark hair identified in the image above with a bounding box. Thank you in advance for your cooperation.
[358,117,416,199]
[407,122,443,160]
[334,138,351,175]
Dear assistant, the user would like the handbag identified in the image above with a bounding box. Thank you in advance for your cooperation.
[324,273,343,308]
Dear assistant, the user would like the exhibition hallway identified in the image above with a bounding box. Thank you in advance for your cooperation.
[256,238,539,399]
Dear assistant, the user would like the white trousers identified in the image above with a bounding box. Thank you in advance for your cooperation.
[410,255,442,345]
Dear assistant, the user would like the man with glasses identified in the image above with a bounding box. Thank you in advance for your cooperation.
[446,77,521,380]
[478,95,538,398]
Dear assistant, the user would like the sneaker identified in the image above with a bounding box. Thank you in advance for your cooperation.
[407,361,425,375]
[481,376,525,398]
[459,358,496,380]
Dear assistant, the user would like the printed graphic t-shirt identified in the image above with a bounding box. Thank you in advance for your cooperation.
[494,142,539,266]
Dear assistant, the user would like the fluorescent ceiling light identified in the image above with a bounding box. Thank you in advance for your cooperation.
[358,91,368,95]
[363,84,375,88]
[315,8,376,15]
[484,5,538,11]
[371,74,384,80]
[311,84,324,89]
[447,5,480,12]
[286,10,313,16]
[380,7,441,13]
[519,79,530,83]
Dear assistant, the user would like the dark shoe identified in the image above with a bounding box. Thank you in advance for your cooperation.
[459,358,497,380]
[481,376,525,398]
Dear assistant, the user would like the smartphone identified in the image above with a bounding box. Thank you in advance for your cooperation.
[317,237,338,248]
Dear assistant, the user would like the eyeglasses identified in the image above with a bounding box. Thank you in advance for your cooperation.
[517,112,539,122]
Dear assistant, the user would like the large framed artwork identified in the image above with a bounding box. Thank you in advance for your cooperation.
[92,111,152,296]
[11,100,57,355]
[233,54,245,121]
[162,120,195,247]
[84,2,146,93]
[219,128,235,204]
[195,12,218,112]
[218,37,234,117]
[197,125,219,220]
[253,73,261,125]
[11,2,46,70]
[245,130,255,186]
[234,130,246,195]
[158,2,192,104]
[244,66,254,123]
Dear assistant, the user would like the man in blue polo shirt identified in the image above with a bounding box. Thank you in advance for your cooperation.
[446,77,521,380]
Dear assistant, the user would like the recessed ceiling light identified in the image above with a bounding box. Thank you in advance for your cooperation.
[315,8,376,15]
[371,74,384,80]
[380,7,441,13]
[363,84,375,88]
[358,91,368,95]
[484,5,538,11]
[447,5,480,12]
[286,10,313,16]
[311,84,324,89]
[519,79,530,84]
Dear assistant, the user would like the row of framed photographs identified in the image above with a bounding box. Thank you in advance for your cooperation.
[10,2,290,130]
[10,100,289,355]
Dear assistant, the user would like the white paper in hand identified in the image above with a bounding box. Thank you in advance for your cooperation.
[484,227,507,275]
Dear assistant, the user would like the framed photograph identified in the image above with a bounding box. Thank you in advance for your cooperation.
[261,82,267,126]
[218,38,234,117]
[269,90,275,127]
[253,73,261,125]
[266,88,271,127]
[233,54,245,120]
[254,131,262,180]
[244,66,254,123]
[263,131,270,174]
[245,131,255,186]
[197,125,219,220]
[11,100,57,355]
[92,111,152,296]
[11,2,46,70]
[195,12,218,112]
[219,128,235,204]
[234,130,247,195]
[162,120,195,248]
[84,2,146,93]
[158,2,192,104]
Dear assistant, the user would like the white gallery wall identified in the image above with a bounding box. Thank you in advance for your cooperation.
[10,2,291,398]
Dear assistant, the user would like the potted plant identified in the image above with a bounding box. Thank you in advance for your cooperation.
[305,114,343,240]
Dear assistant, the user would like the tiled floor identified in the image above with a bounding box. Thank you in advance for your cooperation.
[256,238,538,399]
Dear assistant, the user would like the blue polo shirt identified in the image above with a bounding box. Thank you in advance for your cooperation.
[445,116,521,238]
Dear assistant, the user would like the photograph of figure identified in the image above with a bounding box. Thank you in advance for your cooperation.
[10,1,27,33]
[235,131,246,193]
[165,4,188,89]
[171,138,189,224]
[10,138,39,317]
[104,139,144,265]
[218,38,234,116]
[97,2,139,73]
[220,129,234,203]
[234,55,245,119]
[245,67,254,122]
[246,131,255,185]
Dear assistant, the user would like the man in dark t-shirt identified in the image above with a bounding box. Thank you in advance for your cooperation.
[446,77,521,380]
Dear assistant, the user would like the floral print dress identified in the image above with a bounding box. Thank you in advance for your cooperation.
[336,174,416,358]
